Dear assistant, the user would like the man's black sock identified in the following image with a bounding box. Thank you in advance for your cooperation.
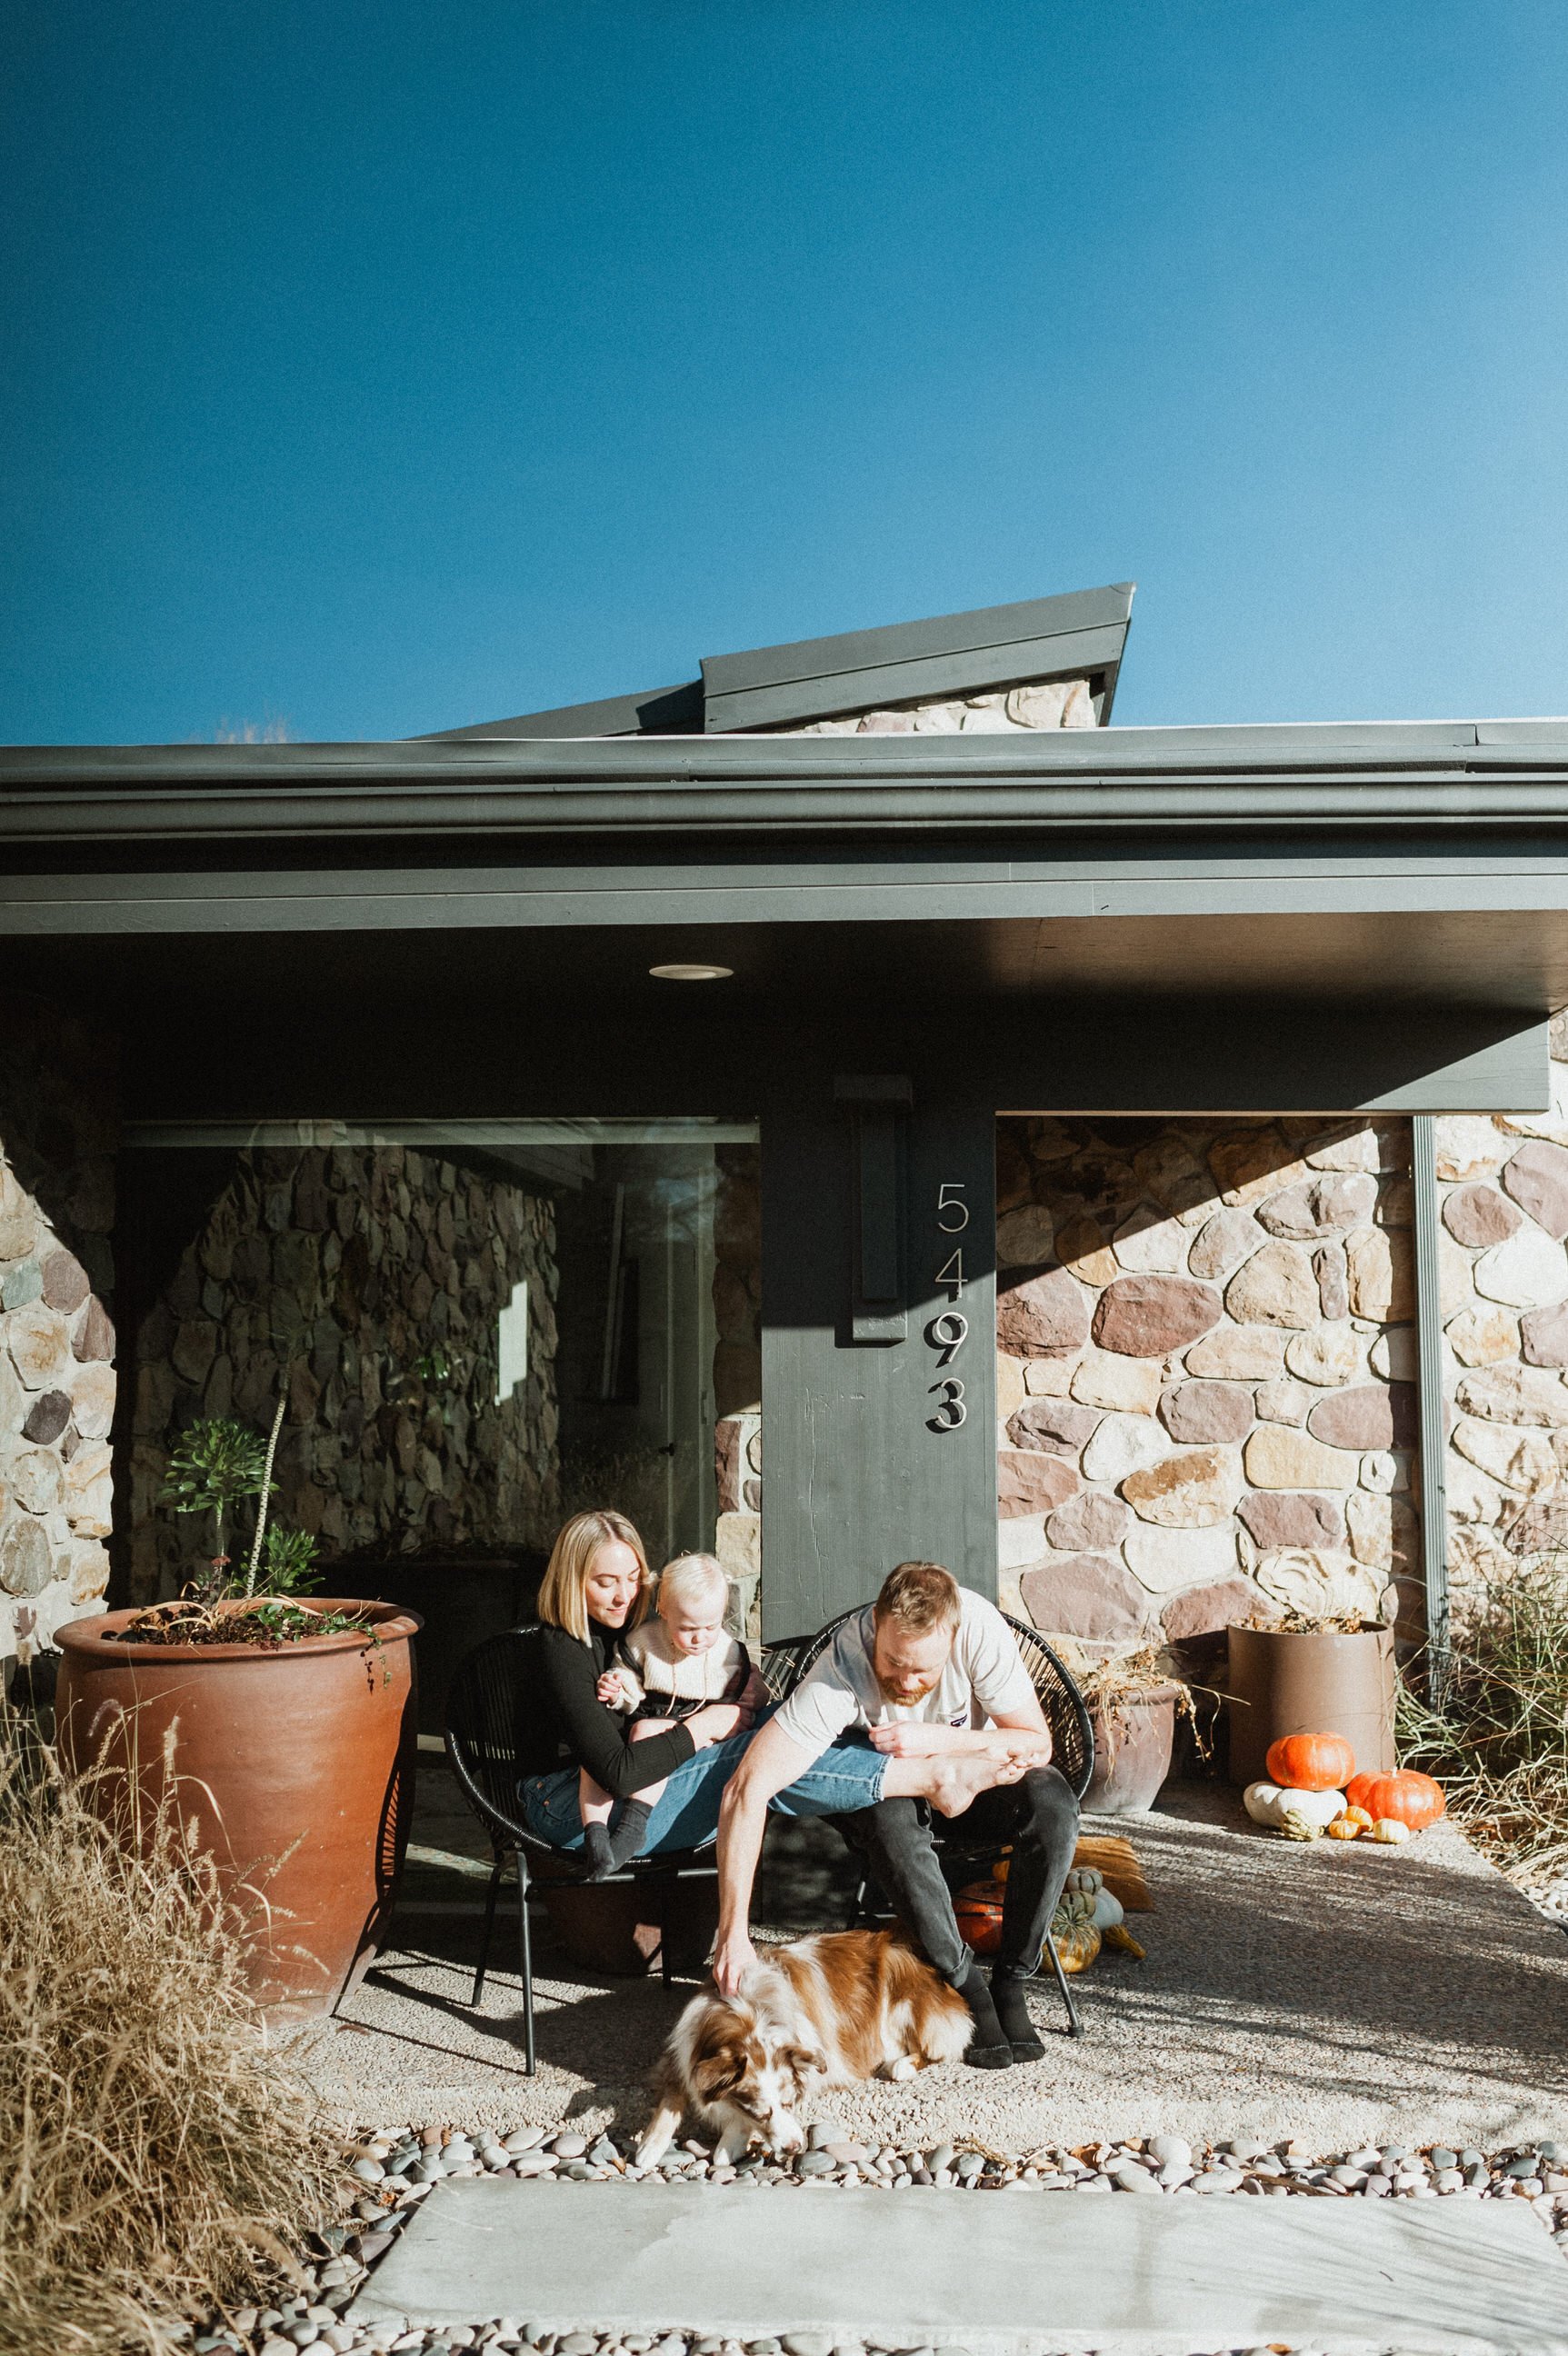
[991,1970,1046,2062]
[951,1955,1013,2070]
[582,1822,616,1881]
[604,1798,654,1871]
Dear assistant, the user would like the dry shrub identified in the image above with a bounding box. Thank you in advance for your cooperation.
[1398,1552,1568,1895]
[0,1718,339,2356]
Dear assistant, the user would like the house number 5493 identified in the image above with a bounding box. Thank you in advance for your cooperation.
[925,1183,969,1431]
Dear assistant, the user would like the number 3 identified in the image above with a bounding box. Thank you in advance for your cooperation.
[926,1376,966,1432]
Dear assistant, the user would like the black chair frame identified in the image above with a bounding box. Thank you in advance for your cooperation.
[443,1624,723,2074]
[768,1604,1096,2038]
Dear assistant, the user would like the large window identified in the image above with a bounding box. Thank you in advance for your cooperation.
[119,1119,760,1623]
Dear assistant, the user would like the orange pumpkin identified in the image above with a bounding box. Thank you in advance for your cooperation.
[1265,1731,1356,1792]
[1344,1769,1445,1831]
[955,1880,1004,1956]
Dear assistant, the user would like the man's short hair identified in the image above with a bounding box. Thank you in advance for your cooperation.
[874,1560,962,1635]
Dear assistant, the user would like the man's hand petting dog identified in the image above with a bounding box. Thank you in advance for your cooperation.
[712,1927,759,1998]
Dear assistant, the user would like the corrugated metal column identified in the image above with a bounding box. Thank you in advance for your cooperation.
[1411,1113,1451,1700]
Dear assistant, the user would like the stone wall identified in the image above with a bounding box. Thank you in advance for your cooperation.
[127,1146,560,1601]
[995,1115,1419,1655]
[0,1003,117,1675]
[763,675,1099,736]
[1433,1017,1568,1612]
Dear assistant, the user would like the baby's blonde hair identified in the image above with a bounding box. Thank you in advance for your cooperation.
[656,1551,729,1622]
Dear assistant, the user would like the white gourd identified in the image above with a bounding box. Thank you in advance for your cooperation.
[1243,1782,1345,1833]
[1369,1816,1412,1844]
[1090,1885,1124,1932]
[1064,1866,1104,1897]
[1243,1780,1283,1825]
[1275,1786,1345,1837]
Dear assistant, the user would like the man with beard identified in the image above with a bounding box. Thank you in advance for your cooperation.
[713,1561,1079,2067]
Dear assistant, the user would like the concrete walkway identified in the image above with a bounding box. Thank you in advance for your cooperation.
[298,1783,1568,2151]
[348,2178,1568,2356]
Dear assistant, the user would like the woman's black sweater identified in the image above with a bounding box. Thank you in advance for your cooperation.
[529,1620,699,1799]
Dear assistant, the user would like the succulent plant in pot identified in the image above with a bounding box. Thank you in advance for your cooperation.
[54,1377,421,2019]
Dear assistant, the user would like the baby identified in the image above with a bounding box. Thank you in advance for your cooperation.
[579,1552,769,1878]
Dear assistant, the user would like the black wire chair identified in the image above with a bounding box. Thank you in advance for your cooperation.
[443,1625,719,2074]
[769,1604,1095,2037]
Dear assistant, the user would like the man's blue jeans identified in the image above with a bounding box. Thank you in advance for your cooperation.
[518,1727,888,1856]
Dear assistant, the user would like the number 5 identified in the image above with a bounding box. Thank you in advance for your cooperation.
[937,1183,969,1233]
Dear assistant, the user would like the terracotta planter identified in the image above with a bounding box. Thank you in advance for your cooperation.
[54,1600,421,2019]
[1084,1684,1180,1815]
[1225,1622,1395,1788]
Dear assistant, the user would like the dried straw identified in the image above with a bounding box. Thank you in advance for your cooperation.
[0,1717,339,2356]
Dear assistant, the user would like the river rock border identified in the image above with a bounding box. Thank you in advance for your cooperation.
[190,2122,1568,2356]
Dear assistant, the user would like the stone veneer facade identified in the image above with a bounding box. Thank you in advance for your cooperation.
[126,1146,561,1602]
[998,1016,1568,1664]
[764,675,1100,735]
[1429,1013,1568,1614]
[995,1113,1419,1656]
[0,1003,118,1677]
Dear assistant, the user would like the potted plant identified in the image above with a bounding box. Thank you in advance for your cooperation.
[1080,1648,1205,1814]
[54,1385,421,2021]
[1225,1550,1396,1788]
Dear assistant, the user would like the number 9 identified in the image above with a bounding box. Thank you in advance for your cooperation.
[924,1310,968,1368]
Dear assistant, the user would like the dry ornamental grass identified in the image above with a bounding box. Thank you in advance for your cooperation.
[0,1719,339,2356]
[1398,1552,1568,1897]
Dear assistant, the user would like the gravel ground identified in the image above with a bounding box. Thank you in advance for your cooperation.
[188,2121,1568,2356]
[292,1787,1568,2153]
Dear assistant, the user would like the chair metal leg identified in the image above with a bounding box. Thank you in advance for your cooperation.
[658,1877,674,1987]
[473,1852,503,2006]
[1042,1926,1084,2038]
[516,1851,536,2076]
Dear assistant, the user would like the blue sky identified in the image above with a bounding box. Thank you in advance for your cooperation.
[4,2,1567,743]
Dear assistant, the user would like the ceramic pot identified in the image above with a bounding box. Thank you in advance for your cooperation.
[54,1599,421,2018]
[1225,1622,1396,1787]
[1084,1684,1180,1814]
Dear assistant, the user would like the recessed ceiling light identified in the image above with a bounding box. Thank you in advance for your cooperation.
[649,963,734,982]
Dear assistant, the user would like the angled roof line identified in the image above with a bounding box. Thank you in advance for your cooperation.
[417,582,1134,740]
[701,582,1134,731]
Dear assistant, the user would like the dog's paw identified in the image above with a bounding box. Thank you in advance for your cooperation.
[888,2055,918,2082]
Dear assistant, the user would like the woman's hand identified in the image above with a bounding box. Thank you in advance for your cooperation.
[687,1700,753,1748]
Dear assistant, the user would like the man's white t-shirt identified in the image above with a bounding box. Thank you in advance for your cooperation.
[774,1589,1037,1760]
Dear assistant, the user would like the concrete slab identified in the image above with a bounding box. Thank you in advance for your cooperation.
[347,2179,1568,2356]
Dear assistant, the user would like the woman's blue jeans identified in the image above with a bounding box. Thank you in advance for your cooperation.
[518,1726,887,1857]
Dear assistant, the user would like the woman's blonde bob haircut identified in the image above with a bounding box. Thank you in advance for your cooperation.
[537,1509,653,1644]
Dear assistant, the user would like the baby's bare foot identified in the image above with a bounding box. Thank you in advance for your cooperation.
[928,1752,1025,1819]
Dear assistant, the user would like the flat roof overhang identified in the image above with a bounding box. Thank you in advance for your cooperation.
[5,721,1568,1015]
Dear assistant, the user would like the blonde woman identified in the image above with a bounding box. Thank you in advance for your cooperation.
[520,1512,1026,1886]
[524,1512,756,1879]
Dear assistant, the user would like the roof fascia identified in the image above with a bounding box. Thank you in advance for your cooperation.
[700,584,1135,731]
[6,721,1568,846]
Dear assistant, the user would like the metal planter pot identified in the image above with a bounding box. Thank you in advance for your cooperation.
[1225,1622,1396,1787]
[54,1598,421,2019]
